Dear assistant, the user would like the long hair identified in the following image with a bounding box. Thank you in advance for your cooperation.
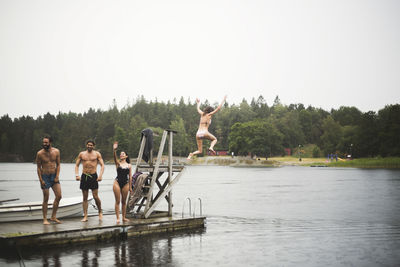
[204,106,214,114]
[121,151,130,164]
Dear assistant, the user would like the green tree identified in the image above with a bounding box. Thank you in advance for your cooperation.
[320,116,343,155]
[331,106,362,126]
[169,116,190,156]
[377,104,400,156]
[229,119,283,157]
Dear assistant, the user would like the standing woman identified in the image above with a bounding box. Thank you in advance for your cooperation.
[112,141,132,223]
[187,95,227,160]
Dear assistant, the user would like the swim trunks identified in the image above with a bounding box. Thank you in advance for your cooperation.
[115,166,129,188]
[80,173,99,190]
[41,173,59,189]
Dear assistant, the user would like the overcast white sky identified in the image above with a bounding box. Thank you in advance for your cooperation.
[1,0,399,119]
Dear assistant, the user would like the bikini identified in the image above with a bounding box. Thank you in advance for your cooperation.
[196,130,207,139]
[196,118,211,139]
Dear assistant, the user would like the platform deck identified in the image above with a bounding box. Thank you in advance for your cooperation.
[0,213,205,248]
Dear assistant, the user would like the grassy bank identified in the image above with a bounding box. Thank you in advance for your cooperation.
[186,156,400,169]
[188,156,276,167]
[327,157,400,169]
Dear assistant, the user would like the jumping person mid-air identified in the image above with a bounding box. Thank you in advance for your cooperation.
[187,95,227,160]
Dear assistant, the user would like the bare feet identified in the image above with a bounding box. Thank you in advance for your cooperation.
[99,212,103,221]
[187,153,193,160]
[81,216,88,222]
[50,217,62,224]
[123,218,130,223]
[116,219,120,224]
[43,219,50,225]
[208,148,216,155]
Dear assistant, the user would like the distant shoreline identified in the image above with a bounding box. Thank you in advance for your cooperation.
[1,155,399,169]
[185,156,400,169]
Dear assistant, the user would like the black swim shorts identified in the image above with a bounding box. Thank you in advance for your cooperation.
[80,173,99,190]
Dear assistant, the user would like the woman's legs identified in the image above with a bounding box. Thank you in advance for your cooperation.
[113,180,121,223]
[121,183,130,222]
[205,132,217,154]
[187,138,203,159]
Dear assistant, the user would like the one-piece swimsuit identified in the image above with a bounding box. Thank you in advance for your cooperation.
[116,166,129,188]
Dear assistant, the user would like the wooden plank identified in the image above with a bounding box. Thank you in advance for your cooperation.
[168,130,173,216]
[144,130,168,215]
[134,136,147,173]
[144,169,185,218]
[0,214,205,248]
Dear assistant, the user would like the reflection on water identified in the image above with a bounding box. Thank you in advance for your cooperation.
[1,164,400,266]
[0,229,205,267]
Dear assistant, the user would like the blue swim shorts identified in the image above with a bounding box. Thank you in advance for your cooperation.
[41,173,59,189]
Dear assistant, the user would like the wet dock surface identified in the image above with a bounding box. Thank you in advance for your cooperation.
[0,213,205,247]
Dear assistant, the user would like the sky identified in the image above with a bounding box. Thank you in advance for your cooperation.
[1,0,399,119]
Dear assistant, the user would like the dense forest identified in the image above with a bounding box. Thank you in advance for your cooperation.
[0,96,399,162]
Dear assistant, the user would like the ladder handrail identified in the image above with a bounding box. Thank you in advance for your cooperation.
[193,198,203,217]
[182,197,192,218]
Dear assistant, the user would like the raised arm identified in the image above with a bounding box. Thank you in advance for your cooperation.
[196,98,203,115]
[209,95,227,115]
[113,141,119,167]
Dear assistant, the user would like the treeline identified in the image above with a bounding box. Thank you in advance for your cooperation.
[0,96,399,162]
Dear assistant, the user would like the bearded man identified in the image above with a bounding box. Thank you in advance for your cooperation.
[75,140,104,222]
[36,134,62,225]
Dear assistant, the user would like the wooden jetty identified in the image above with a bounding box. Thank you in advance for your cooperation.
[0,213,205,248]
[0,129,205,248]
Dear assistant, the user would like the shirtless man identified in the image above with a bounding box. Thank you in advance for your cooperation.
[36,135,62,225]
[187,96,227,160]
[75,140,105,222]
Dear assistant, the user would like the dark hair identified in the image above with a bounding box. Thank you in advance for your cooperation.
[121,151,130,164]
[204,106,214,114]
[43,134,53,143]
[86,139,96,146]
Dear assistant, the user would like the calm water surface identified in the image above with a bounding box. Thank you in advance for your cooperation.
[0,163,400,266]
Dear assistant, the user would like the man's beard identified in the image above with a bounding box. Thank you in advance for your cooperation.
[87,147,93,152]
[42,145,50,150]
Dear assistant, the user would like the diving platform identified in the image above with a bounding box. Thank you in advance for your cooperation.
[129,129,187,219]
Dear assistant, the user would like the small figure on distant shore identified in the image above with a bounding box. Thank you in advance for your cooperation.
[75,140,104,222]
[187,96,227,160]
[35,134,62,225]
[112,141,132,224]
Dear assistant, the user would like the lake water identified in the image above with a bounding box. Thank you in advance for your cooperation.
[1,163,400,266]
